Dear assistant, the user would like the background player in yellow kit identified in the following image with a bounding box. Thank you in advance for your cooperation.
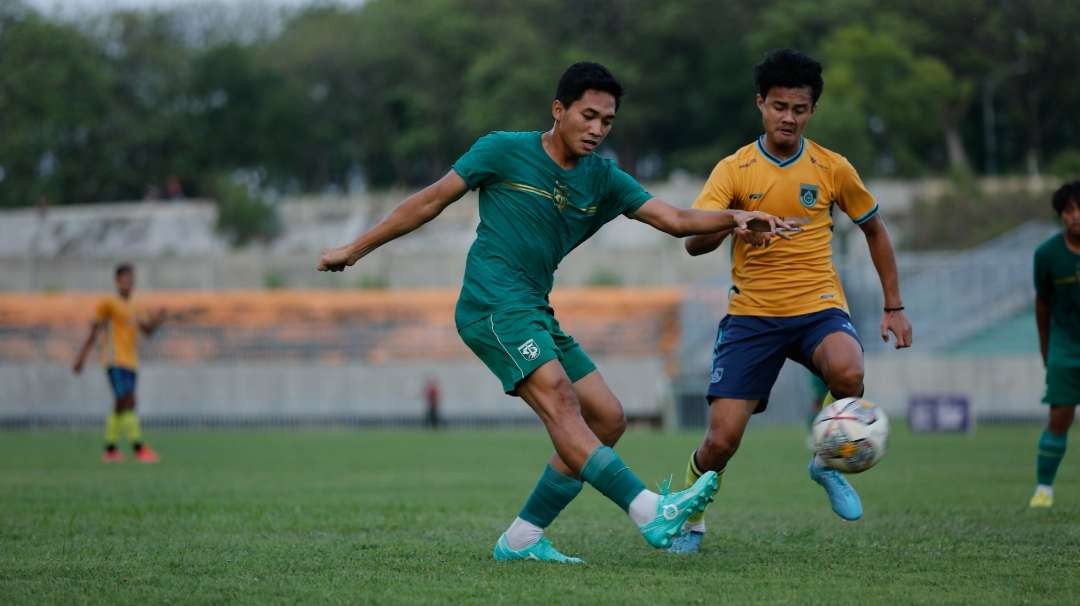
[73,263,166,463]
[670,49,913,553]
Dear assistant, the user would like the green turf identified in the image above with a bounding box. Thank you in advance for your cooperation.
[2,425,1078,605]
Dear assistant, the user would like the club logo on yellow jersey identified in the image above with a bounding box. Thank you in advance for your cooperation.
[799,183,819,208]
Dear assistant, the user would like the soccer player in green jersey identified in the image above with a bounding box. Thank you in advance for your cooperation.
[317,62,792,562]
[1029,181,1080,508]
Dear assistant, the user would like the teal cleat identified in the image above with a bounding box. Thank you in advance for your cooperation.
[667,529,705,554]
[639,471,719,549]
[492,534,585,564]
[808,457,863,521]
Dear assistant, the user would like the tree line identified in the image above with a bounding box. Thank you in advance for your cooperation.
[1,0,1078,207]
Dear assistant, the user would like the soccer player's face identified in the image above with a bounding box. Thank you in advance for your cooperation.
[1062,199,1080,238]
[115,271,134,298]
[555,89,616,157]
[757,86,815,152]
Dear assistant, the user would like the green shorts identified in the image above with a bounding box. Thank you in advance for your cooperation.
[1043,365,1080,405]
[458,307,597,394]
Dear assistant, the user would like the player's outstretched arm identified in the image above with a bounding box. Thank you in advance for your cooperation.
[317,170,469,272]
[139,309,167,337]
[859,214,912,349]
[73,321,102,374]
[630,198,794,240]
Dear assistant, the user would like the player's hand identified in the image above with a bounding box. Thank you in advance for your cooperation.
[881,309,912,349]
[317,245,357,272]
[736,211,800,240]
[734,226,772,247]
[72,358,85,375]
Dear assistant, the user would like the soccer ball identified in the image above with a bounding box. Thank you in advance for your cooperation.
[811,397,889,473]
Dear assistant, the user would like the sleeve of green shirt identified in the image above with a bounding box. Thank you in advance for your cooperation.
[452,132,506,190]
[603,163,653,220]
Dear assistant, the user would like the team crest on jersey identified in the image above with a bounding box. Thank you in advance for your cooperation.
[552,181,570,213]
[799,183,819,208]
[518,339,540,361]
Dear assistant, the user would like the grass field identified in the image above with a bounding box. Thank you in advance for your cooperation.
[2,425,1079,605]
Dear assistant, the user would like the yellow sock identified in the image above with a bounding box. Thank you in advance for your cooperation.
[684,450,722,526]
[822,391,837,407]
[104,413,121,444]
[119,411,142,443]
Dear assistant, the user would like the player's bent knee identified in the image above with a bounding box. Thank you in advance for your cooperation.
[700,432,741,469]
[1048,405,1076,433]
[594,411,627,446]
[828,368,864,398]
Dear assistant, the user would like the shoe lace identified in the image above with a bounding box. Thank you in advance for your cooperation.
[655,474,673,496]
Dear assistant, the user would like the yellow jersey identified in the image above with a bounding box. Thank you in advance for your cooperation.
[693,136,877,317]
[95,295,140,370]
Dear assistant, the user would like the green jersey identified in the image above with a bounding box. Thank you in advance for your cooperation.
[1034,232,1080,366]
[451,131,652,328]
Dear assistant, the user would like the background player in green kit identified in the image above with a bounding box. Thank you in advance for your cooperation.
[1029,181,1080,508]
[317,62,793,562]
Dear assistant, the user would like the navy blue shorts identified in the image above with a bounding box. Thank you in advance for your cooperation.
[706,308,862,413]
[106,366,137,399]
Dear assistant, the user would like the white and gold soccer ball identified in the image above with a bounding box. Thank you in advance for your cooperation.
[811,397,889,473]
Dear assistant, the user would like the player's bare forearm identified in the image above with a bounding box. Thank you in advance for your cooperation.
[318,171,468,272]
[139,310,166,336]
[861,215,912,348]
[632,199,793,240]
[1035,297,1051,366]
[685,231,730,256]
[860,216,903,308]
[73,323,101,373]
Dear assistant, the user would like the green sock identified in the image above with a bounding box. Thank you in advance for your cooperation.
[1037,430,1067,486]
[580,446,646,512]
[518,464,584,528]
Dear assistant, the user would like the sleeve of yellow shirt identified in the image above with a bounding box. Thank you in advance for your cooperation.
[692,159,738,211]
[833,157,878,225]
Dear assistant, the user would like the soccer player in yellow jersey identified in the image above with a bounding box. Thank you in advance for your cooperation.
[670,49,913,553]
[73,263,165,463]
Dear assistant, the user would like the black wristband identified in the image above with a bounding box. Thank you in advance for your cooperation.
[884,306,905,312]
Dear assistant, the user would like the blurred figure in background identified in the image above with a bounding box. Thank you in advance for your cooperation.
[424,376,442,429]
[1029,181,1080,508]
[73,263,166,463]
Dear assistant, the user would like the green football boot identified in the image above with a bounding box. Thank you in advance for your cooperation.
[492,534,585,564]
[639,471,719,549]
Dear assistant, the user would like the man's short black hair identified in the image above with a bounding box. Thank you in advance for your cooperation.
[1052,181,1080,215]
[115,263,134,278]
[754,49,824,105]
[555,62,623,111]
